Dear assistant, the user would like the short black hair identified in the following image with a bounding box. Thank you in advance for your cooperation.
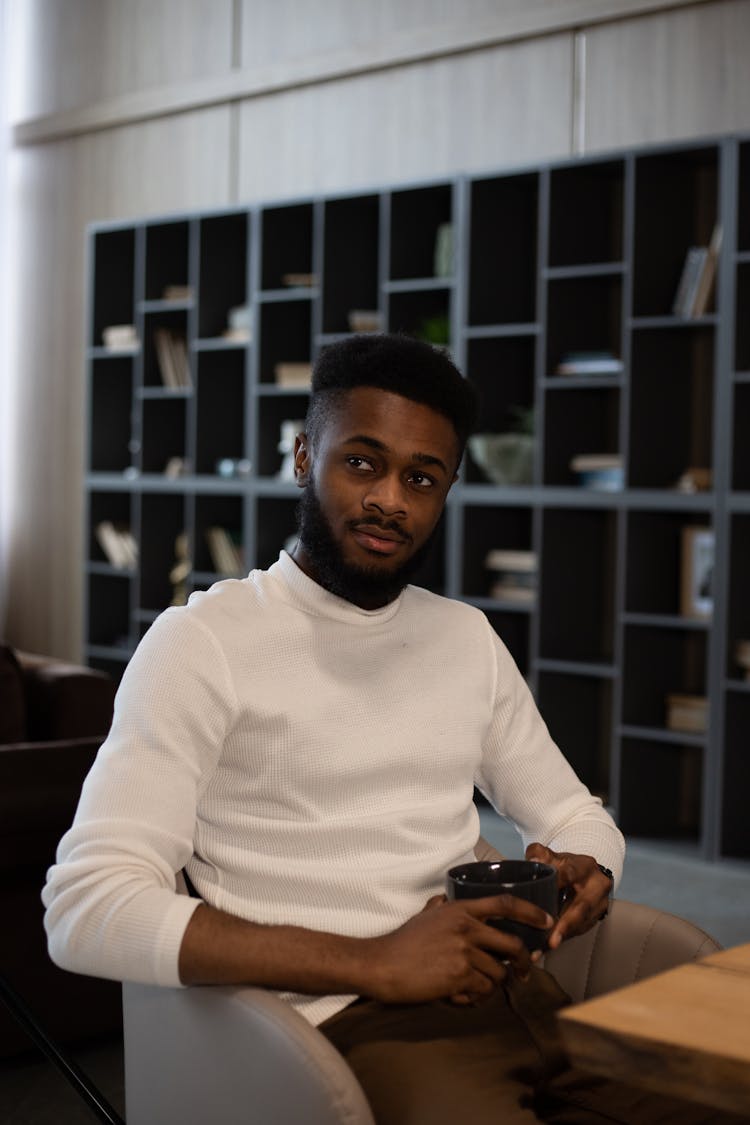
[305,333,478,458]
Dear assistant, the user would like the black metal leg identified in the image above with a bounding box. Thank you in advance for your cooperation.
[0,973,125,1125]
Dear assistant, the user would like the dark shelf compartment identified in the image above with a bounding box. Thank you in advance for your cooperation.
[548,159,624,267]
[256,394,308,479]
[735,262,750,372]
[537,671,612,802]
[727,514,750,678]
[322,194,379,335]
[88,492,133,564]
[482,609,531,677]
[256,496,300,570]
[89,357,134,472]
[738,141,750,253]
[145,219,190,303]
[387,289,450,345]
[198,212,249,339]
[539,508,617,663]
[543,385,620,487]
[619,735,702,841]
[468,172,538,325]
[622,623,707,729]
[721,692,750,858]
[195,350,247,474]
[258,299,311,385]
[194,494,245,576]
[142,308,191,389]
[633,145,719,317]
[461,505,533,600]
[139,493,186,611]
[629,325,714,488]
[91,227,136,348]
[389,183,452,281]
[545,274,622,374]
[625,511,715,617]
[87,573,131,648]
[733,383,750,490]
[141,396,188,474]
[261,203,314,291]
[464,335,535,483]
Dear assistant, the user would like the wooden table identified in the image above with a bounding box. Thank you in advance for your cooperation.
[557,942,750,1117]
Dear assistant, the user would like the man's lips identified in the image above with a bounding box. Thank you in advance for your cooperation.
[350,524,409,555]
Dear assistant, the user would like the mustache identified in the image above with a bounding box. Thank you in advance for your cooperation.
[348,518,413,545]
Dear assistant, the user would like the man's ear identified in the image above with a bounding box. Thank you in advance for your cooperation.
[294,433,311,487]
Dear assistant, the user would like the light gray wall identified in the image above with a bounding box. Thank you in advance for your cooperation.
[4,0,749,659]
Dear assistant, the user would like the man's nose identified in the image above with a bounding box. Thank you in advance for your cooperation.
[362,474,407,517]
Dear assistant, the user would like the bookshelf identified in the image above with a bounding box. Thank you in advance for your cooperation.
[84,134,750,863]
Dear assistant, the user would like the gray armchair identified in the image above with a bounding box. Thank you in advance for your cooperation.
[123,841,720,1125]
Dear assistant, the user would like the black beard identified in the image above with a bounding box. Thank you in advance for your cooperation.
[294,479,439,607]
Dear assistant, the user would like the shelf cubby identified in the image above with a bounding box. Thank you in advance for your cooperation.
[198,212,249,339]
[460,505,533,600]
[543,384,620,487]
[389,183,452,281]
[625,511,713,617]
[464,335,536,471]
[89,357,134,472]
[539,508,617,664]
[548,160,624,268]
[732,382,750,490]
[622,624,707,730]
[321,194,379,335]
[727,514,750,678]
[738,141,750,253]
[144,220,190,303]
[258,299,312,385]
[91,227,136,348]
[537,671,613,802]
[481,609,531,676]
[140,396,188,475]
[545,274,623,374]
[721,692,750,857]
[386,288,451,346]
[619,736,703,841]
[88,492,134,565]
[87,573,132,649]
[193,494,245,577]
[735,262,750,372]
[194,350,246,475]
[256,496,299,571]
[629,325,714,488]
[255,395,308,480]
[142,309,191,389]
[138,493,187,612]
[633,146,719,318]
[467,172,538,325]
[260,203,314,292]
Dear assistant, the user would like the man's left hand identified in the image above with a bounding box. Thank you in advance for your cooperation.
[525,842,612,950]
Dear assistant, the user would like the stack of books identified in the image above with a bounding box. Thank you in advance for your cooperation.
[102,324,138,351]
[555,351,624,377]
[274,362,312,389]
[570,454,624,491]
[95,521,138,569]
[485,549,537,604]
[665,693,708,734]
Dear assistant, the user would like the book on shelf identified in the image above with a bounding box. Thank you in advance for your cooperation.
[102,324,138,351]
[162,284,193,301]
[205,527,244,576]
[274,361,312,388]
[555,351,623,376]
[95,521,138,569]
[281,272,318,288]
[485,548,537,604]
[153,328,191,388]
[672,225,722,318]
[665,693,708,734]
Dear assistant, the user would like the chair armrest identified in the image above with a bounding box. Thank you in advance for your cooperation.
[123,982,375,1125]
[17,652,115,741]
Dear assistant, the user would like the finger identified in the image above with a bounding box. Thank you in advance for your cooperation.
[548,894,607,948]
[462,894,554,931]
[525,842,554,864]
[421,894,447,912]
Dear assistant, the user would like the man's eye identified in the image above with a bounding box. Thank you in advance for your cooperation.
[347,456,374,471]
[410,471,434,488]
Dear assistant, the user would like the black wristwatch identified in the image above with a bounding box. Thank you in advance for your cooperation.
[596,863,614,920]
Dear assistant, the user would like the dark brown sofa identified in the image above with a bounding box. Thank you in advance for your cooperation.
[0,644,121,1057]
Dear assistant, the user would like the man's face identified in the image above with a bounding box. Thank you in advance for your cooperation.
[292,387,459,608]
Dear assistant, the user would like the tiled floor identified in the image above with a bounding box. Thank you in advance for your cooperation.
[2,814,749,1123]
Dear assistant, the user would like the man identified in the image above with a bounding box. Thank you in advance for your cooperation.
[43,335,726,1123]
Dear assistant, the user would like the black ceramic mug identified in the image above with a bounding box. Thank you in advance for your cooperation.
[445,859,558,952]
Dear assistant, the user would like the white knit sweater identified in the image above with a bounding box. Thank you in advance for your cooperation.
[43,552,624,1026]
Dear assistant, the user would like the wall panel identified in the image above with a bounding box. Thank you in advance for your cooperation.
[237,34,574,202]
[4,107,233,657]
[584,0,750,152]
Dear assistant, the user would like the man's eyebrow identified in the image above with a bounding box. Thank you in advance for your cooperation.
[342,434,449,475]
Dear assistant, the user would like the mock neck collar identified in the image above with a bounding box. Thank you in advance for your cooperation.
[269,551,405,625]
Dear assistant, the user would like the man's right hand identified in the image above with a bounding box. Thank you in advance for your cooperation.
[364,894,553,1006]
